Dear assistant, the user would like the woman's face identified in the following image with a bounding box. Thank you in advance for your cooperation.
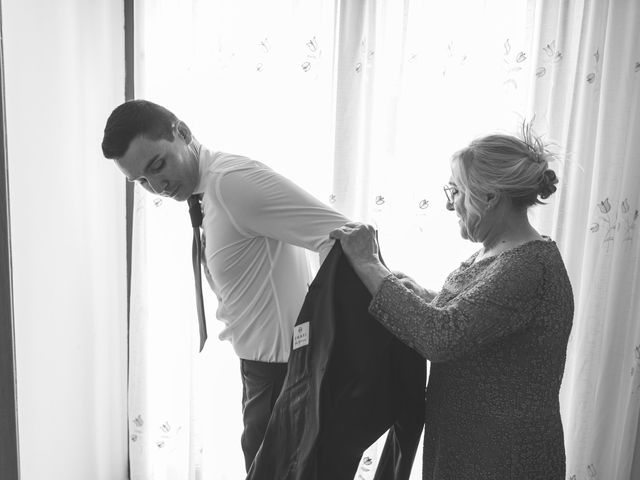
[448,176,470,240]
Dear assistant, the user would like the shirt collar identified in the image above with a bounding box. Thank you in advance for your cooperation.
[192,142,215,196]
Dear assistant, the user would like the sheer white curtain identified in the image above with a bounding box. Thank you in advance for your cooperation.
[526,1,640,478]
[130,0,640,479]
[130,1,338,479]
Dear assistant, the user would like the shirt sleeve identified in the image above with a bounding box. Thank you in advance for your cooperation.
[216,161,350,261]
[369,251,544,362]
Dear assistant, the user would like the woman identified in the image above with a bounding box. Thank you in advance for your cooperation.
[330,127,574,479]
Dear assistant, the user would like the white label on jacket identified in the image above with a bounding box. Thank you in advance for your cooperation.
[293,322,309,350]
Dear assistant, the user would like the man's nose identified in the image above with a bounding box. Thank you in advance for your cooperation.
[145,176,169,195]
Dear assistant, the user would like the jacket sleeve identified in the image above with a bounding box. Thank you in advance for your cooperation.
[368,252,544,362]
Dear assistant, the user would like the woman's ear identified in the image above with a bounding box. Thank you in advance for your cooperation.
[486,192,500,209]
[175,121,193,144]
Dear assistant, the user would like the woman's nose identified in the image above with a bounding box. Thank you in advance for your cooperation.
[446,200,455,211]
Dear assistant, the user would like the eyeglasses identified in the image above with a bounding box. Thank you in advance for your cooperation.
[443,185,458,210]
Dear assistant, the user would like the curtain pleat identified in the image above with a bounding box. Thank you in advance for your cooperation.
[131,1,640,478]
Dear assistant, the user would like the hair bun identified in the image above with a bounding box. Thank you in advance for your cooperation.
[539,169,558,199]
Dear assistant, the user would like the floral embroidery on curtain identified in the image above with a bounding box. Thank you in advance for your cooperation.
[131,0,640,478]
[590,197,639,251]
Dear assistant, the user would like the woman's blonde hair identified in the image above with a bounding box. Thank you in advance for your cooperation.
[450,123,558,240]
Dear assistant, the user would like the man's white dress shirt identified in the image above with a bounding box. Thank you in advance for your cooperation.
[193,146,349,362]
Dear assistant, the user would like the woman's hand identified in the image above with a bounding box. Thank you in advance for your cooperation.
[329,222,380,267]
[329,222,389,295]
[393,271,438,302]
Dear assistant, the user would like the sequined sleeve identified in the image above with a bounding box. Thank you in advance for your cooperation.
[368,251,545,362]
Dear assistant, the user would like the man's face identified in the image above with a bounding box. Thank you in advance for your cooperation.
[115,130,199,202]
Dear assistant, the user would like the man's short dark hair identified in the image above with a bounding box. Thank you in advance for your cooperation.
[101,100,179,159]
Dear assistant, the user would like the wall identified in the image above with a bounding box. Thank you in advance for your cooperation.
[632,414,640,479]
[2,0,128,478]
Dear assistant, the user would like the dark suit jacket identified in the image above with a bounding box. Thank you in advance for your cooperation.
[246,242,425,480]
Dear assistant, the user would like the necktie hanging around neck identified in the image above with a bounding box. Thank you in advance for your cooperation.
[188,194,207,352]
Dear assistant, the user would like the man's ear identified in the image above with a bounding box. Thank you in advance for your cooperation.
[175,121,192,144]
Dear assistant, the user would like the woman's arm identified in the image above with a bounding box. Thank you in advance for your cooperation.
[331,223,543,362]
[369,256,542,361]
[392,271,438,302]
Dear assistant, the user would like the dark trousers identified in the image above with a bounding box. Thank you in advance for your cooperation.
[240,359,288,472]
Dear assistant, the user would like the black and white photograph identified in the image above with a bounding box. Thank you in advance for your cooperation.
[1,0,640,479]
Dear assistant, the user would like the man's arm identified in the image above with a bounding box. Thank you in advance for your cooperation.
[216,162,350,257]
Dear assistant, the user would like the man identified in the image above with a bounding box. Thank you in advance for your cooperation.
[101,99,349,471]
